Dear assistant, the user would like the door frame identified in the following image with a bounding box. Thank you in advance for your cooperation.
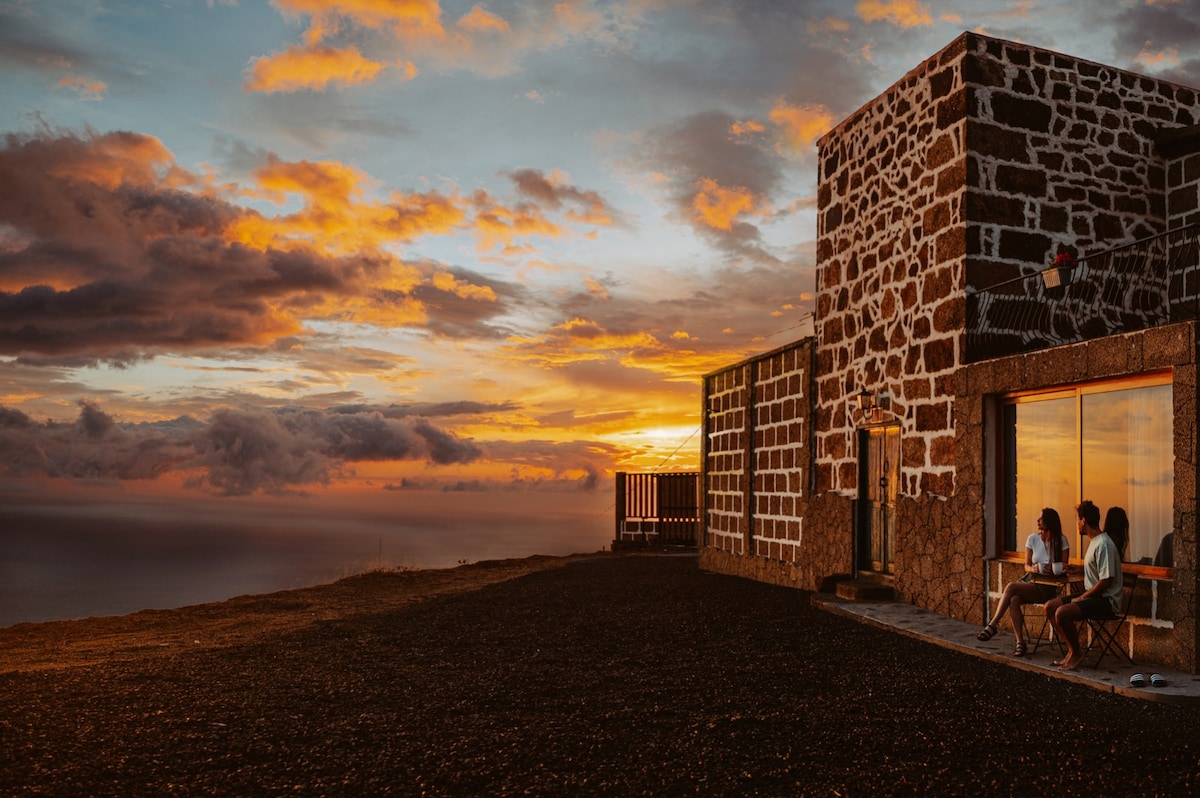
[856,423,901,575]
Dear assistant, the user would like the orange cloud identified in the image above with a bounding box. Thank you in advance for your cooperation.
[690,178,764,232]
[389,190,467,239]
[554,1,602,37]
[57,75,107,101]
[48,131,176,191]
[275,0,445,39]
[769,101,836,155]
[506,169,617,227]
[730,119,765,137]
[225,155,465,255]
[471,191,563,252]
[432,271,498,302]
[1136,45,1181,67]
[244,44,392,93]
[806,16,851,34]
[584,276,610,300]
[855,0,933,27]
[505,317,662,368]
[500,314,758,385]
[255,155,367,209]
[458,5,511,33]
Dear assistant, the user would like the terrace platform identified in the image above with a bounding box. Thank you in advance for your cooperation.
[812,592,1200,704]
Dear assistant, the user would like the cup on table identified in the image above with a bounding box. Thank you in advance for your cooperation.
[1051,562,1064,575]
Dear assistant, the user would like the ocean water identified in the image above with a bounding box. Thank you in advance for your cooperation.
[0,495,612,628]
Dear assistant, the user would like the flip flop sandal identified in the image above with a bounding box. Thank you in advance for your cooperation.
[1013,642,1027,657]
[1129,673,1146,687]
[977,624,998,642]
[1151,673,1166,687]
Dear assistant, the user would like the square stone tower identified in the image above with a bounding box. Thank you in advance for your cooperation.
[814,32,1200,500]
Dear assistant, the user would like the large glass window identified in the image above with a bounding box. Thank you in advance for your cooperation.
[1002,376,1173,572]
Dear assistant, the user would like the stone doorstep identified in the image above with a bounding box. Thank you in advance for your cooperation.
[834,578,896,602]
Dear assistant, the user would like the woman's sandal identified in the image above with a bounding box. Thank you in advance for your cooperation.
[977,623,998,642]
[1013,641,1027,657]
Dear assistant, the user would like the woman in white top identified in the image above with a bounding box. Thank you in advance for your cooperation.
[976,508,1070,657]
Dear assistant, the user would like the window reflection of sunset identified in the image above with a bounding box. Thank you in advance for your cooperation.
[1006,380,1173,566]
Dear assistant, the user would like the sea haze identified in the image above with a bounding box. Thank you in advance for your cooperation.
[0,491,611,627]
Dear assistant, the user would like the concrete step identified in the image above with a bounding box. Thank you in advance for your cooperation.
[835,579,895,601]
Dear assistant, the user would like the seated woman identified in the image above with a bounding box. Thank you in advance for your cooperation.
[977,508,1070,657]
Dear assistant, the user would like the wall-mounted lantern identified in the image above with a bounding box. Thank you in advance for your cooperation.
[856,387,890,423]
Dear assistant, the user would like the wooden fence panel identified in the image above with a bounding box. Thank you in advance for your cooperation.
[615,471,700,546]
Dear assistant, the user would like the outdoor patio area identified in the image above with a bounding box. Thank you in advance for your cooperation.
[812,591,1200,704]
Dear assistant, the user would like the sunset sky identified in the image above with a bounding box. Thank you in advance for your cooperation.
[3,0,1200,584]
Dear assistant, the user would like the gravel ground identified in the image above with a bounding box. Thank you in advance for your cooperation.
[1,553,1197,796]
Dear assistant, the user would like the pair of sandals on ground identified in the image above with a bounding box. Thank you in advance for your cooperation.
[976,621,1031,656]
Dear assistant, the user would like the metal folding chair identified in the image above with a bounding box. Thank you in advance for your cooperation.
[1083,573,1138,668]
[1027,573,1078,654]
[1030,607,1063,655]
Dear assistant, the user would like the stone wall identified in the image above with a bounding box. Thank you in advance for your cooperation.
[704,362,750,556]
[814,35,968,501]
[1165,132,1200,228]
[964,37,1200,364]
[965,37,1200,294]
[702,339,852,589]
[815,32,1200,505]
[750,345,809,563]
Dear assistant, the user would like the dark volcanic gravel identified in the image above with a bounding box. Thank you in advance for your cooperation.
[1,554,1196,796]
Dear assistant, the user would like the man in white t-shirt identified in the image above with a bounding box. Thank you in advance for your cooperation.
[1044,499,1122,671]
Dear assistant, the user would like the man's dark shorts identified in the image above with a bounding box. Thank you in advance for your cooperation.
[1063,594,1117,619]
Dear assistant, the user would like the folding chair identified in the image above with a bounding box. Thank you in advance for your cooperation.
[1029,605,1063,655]
[1083,573,1138,668]
[1028,574,1079,655]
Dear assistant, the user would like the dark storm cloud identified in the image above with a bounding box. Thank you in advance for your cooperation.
[1111,2,1200,87]
[656,110,783,198]
[0,130,338,364]
[407,265,524,340]
[633,109,787,260]
[1113,2,1200,54]
[330,400,521,418]
[0,11,96,73]
[191,405,481,495]
[505,168,621,226]
[0,399,481,496]
[0,129,508,364]
[0,399,191,480]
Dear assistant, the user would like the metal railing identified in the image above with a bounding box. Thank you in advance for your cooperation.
[614,471,700,546]
[965,224,1200,362]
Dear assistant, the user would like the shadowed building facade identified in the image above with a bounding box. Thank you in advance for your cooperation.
[700,32,1200,672]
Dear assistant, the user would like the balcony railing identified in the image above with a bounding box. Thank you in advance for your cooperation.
[966,224,1200,362]
[614,471,700,547]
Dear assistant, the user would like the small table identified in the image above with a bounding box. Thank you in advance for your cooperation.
[1027,571,1084,653]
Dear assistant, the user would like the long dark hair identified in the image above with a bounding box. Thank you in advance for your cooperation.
[1041,508,1063,561]
[1104,507,1130,562]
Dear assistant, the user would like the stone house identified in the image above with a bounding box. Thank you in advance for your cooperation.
[699,32,1200,672]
